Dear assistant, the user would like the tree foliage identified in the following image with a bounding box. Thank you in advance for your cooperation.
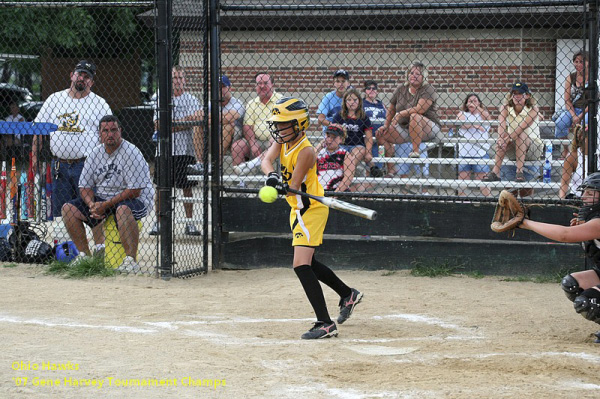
[0,1,154,87]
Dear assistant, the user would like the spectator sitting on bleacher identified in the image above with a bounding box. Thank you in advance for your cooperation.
[316,69,351,136]
[331,88,373,185]
[553,50,589,160]
[316,125,351,192]
[233,72,283,175]
[559,126,600,199]
[376,61,443,176]
[456,93,491,196]
[483,82,543,184]
[188,75,245,175]
[362,80,385,177]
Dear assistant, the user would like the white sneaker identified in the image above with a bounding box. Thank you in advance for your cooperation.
[233,161,256,176]
[93,244,105,259]
[187,163,211,175]
[117,256,141,274]
[149,222,159,236]
[185,223,201,236]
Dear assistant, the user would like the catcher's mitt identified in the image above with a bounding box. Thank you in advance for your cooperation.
[490,190,528,233]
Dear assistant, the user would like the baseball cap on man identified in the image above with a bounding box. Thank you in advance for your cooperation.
[512,81,529,94]
[325,125,345,137]
[333,69,350,80]
[74,60,96,79]
[221,75,231,87]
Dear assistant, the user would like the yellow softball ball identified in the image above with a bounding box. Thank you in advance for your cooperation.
[258,186,278,203]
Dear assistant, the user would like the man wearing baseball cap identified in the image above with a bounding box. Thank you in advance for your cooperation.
[317,69,351,135]
[32,59,112,252]
[188,74,245,174]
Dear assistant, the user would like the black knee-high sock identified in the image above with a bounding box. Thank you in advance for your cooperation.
[294,264,331,323]
[311,257,352,299]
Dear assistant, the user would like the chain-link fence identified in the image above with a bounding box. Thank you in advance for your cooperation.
[216,0,599,203]
[0,1,211,277]
[1,1,599,275]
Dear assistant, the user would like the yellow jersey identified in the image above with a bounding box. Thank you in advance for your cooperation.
[279,135,326,211]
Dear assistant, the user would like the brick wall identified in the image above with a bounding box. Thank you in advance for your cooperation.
[179,29,566,127]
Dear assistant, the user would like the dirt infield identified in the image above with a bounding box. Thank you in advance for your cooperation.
[1,265,600,399]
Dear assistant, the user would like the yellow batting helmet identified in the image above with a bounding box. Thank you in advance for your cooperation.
[267,97,310,144]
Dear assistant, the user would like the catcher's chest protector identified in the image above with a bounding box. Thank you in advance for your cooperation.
[582,209,600,271]
[584,239,600,271]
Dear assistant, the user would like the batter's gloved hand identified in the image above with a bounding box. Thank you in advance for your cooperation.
[266,172,288,195]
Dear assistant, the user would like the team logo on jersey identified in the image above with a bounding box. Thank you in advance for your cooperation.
[294,232,304,239]
[280,165,292,183]
[57,112,84,133]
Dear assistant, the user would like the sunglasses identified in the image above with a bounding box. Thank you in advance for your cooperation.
[365,86,378,90]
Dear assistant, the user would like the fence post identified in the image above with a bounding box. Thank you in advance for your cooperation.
[156,0,173,279]
[210,0,223,270]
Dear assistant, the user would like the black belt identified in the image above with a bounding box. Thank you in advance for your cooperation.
[55,157,86,164]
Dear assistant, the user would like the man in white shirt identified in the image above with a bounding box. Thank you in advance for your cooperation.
[32,60,112,252]
[150,66,202,236]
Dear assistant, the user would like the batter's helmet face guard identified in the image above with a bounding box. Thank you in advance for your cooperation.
[267,97,310,144]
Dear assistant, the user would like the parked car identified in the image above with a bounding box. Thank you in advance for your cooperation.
[19,101,43,122]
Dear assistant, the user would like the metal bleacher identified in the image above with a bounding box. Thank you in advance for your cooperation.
[203,118,565,196]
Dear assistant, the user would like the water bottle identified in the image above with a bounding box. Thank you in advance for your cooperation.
[543,140,553,183]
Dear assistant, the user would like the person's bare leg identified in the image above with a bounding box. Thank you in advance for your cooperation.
[408,114,433,153]
[231,139,250,165]
[473,172,491,196]
[490,137,509,176]
[559,148,578,198]
[458,170,470,196]
[222,123,235,157]
[183,187,194,219]
[377,125,407,174]
[61,203,91,256]
[116,205,139,260]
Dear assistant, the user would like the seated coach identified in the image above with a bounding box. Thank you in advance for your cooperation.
[61,115,154,273]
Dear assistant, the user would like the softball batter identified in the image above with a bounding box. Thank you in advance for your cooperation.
[261,97,363,339]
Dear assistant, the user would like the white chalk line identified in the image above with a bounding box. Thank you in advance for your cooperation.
[0,314,157,334]
[390,350,600,366]
[3,312,600,396]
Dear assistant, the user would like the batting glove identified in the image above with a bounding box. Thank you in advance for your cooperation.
[266,172,288,195]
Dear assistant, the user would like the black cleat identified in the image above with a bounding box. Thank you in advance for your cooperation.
[337,288,363,324]
[301,321,338,340]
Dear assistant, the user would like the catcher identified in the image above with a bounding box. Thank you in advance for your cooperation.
[491,174,600,343]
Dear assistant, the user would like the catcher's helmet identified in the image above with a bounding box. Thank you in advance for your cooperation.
[267,97,310,144]
[578,172,600,193]
[577,172,600,221]
[55,241,79,262]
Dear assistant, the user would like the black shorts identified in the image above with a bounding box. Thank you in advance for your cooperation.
[153,155,198,189]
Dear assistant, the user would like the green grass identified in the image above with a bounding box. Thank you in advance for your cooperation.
[2,263,17,268]
[409,257,466,278]
[500,267,575,284]
[47,256,117,279]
